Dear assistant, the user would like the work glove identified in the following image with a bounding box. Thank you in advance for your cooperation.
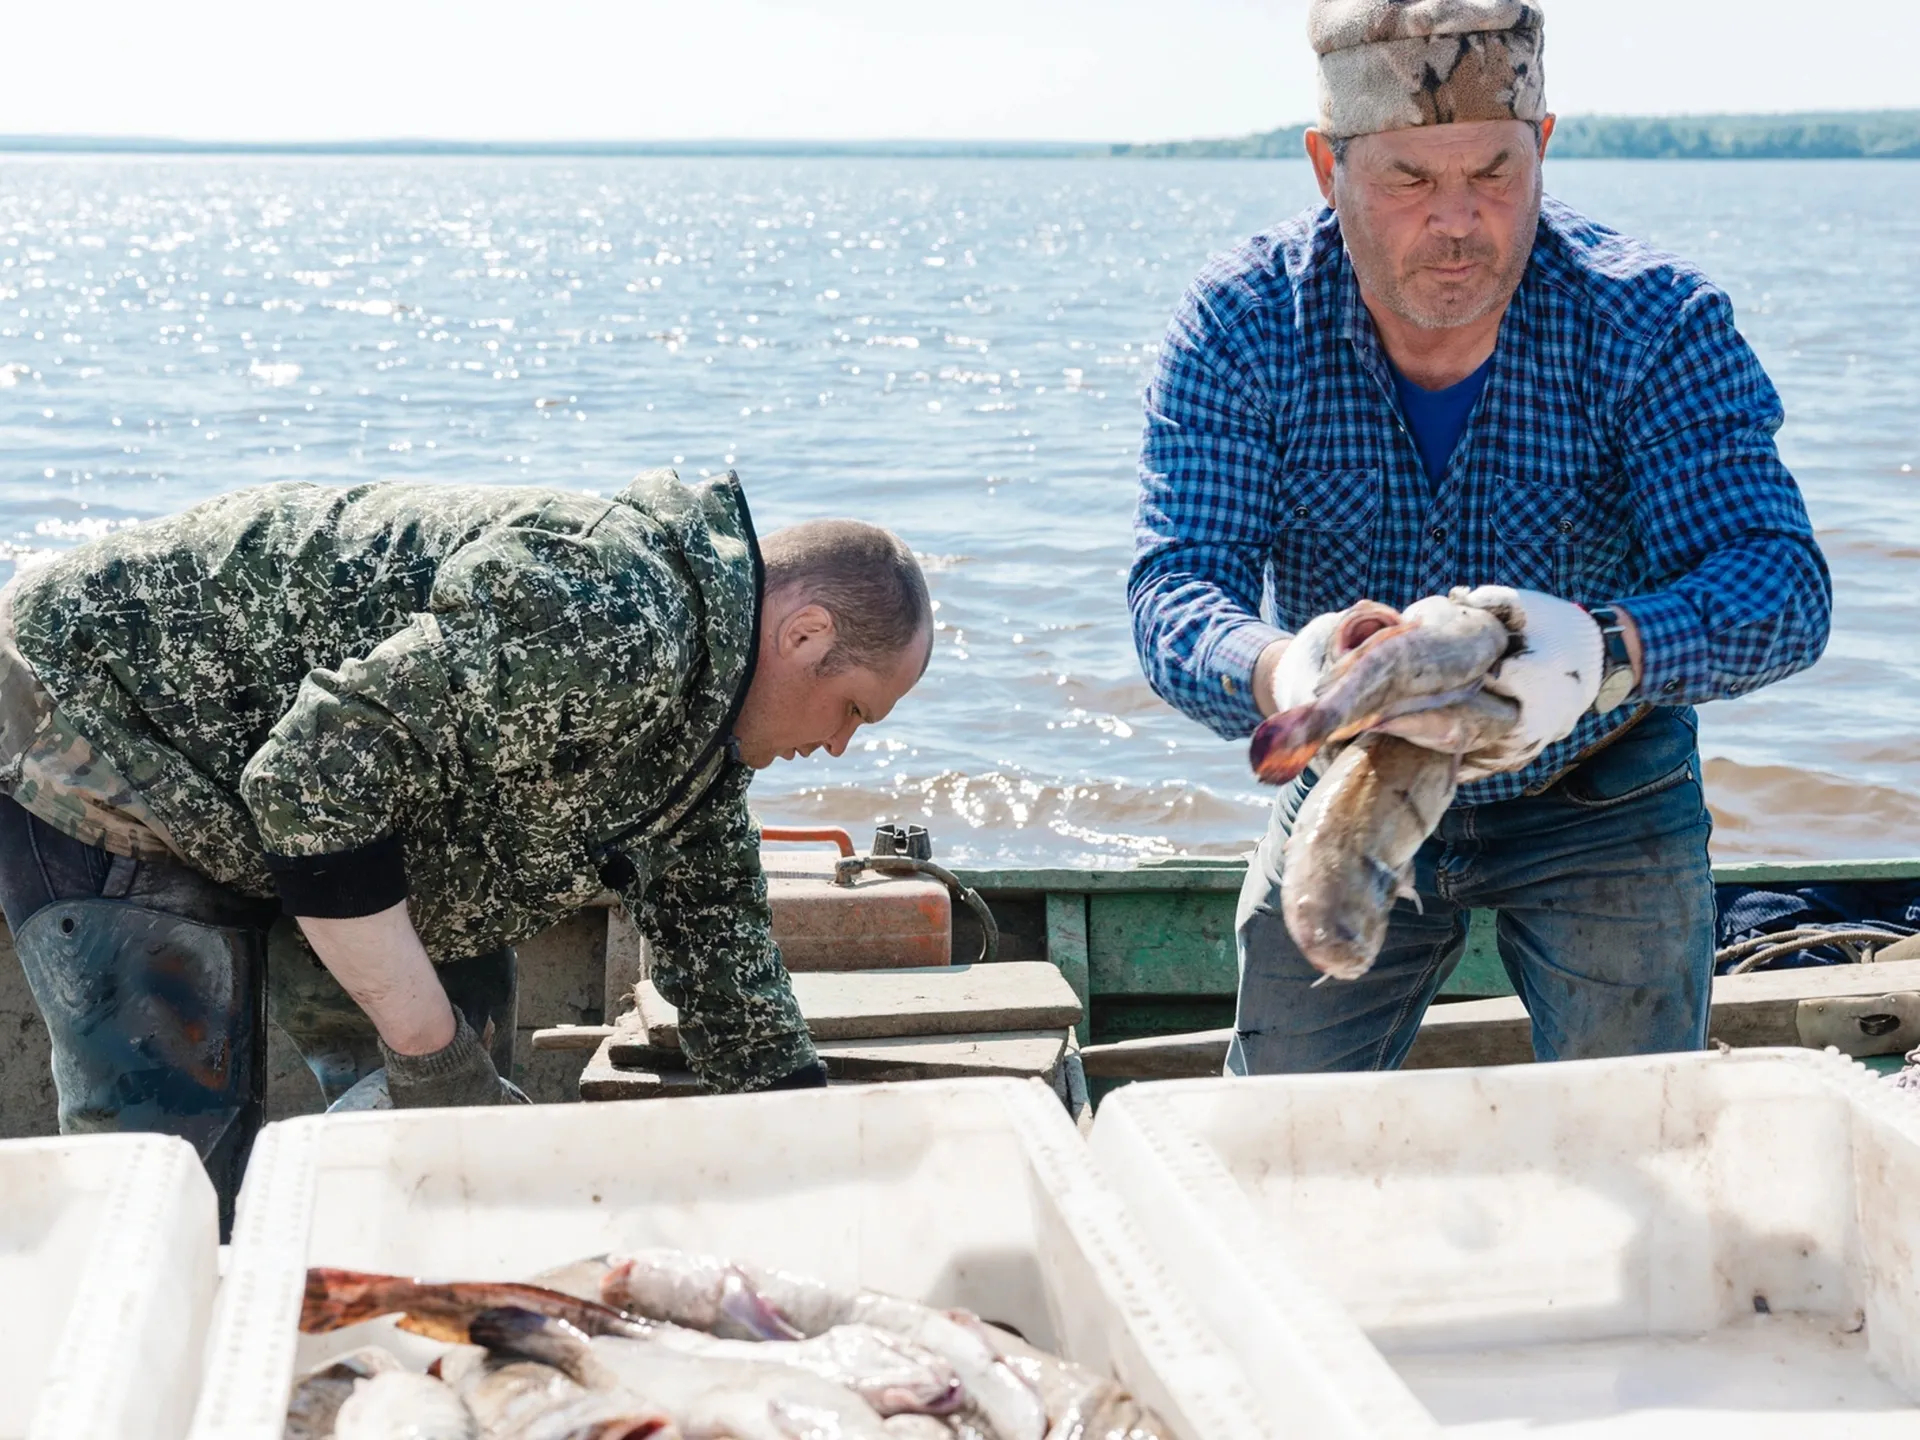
[381,1011,531,1109]
[1444,586,1602,781]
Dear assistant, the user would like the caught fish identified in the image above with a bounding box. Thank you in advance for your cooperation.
[604,1252,1049,1440]
[438,1352,679,1440]
[285,1347,401,1440]
[980,1322,1172,1440]
[303,1268,648,1345]
[1281,723,1506,981]
[308,1266,960,1418]
[1250,596,1514,784]
[471,1307,893,1440]
[332,1370,478,1440]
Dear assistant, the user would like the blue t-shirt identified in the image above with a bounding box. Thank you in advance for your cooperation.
[1391,354,1493,486]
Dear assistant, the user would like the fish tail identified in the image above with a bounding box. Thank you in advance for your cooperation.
[301,1268,425,1333]
[1249,706,1336,784]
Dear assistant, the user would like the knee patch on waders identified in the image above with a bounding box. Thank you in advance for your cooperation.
[12,898,266,1209]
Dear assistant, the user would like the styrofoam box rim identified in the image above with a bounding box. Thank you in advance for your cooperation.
[190,1076,1270,1440]
[1090,1047,1920,1440]
[13,1132,218,1440]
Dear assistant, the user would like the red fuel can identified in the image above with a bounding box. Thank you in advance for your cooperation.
[761,826,952,972]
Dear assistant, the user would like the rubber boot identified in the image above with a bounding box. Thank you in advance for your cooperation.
[12,898,267,1236]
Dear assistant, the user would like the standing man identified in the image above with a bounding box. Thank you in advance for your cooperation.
[0,468,930,1221]
[1131,0,1830,1074]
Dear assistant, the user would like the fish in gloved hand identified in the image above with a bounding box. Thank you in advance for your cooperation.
[1248,596,1516,786]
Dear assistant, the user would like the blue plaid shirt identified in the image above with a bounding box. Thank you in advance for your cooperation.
[1131,197,1831,804]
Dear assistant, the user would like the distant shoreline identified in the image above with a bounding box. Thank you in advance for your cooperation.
[5,111,1920,161]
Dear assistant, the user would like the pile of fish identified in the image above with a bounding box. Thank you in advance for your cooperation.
[288,1249,1169,1440]
[1248,596,1521,981]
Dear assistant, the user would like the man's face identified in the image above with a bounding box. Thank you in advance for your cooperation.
[1314,118,1549,332]
[731,595,929,769]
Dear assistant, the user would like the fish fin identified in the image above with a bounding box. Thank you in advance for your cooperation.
[467,1307,600,1384]
[719,1269,806,1342]
[1396,863,1423,914]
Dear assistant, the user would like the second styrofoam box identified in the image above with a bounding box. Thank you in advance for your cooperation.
[0,1133,218,1440]
[1092,1048,1920,1438]
[188,1076,1260,1439]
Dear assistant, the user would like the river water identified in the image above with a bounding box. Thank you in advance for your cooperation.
[1,155,1914,866]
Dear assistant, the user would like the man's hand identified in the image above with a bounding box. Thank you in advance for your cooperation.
[1446,586,1607,780]
[298,900,527,1107]
[1254,610,1347,718]
[382,1011,529,1108]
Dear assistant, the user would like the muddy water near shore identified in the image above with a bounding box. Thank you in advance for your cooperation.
[0,155,1914,865]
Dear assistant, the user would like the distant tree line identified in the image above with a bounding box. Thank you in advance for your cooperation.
[1112,112,1920,161]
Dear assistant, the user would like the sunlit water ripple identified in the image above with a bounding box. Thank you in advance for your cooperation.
[1,155,1915,865]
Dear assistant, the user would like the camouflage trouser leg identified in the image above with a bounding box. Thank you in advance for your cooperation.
[266,923,518,1105]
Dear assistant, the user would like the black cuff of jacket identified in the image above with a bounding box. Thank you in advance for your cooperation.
[762,1059,829,1092]
[264,833,409,918]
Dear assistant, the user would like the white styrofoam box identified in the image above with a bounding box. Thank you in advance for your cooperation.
[1091,1048,1920,1439]
[188,1077,1262,1439]
[0,1133,218,1440]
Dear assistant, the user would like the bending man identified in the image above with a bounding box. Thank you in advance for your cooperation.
[0,468,930,1220]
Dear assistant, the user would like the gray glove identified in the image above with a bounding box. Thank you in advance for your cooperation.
[381,1012,530,1109]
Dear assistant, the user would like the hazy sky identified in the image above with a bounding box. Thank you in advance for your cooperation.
[6,0,1917,144]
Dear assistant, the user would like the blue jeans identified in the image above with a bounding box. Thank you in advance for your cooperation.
[1228,708,1715,1074]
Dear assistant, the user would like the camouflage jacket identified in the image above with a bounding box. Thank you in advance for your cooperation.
[6,471,814,1091]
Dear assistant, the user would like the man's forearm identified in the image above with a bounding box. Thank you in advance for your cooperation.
[296,901,455,1056]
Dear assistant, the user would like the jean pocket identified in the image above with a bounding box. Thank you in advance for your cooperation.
[1269,468,1382,622]
[1557,711,1700,811]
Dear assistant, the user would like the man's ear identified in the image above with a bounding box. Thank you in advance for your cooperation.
[777,602,837,662]
[1305,129,1338,206]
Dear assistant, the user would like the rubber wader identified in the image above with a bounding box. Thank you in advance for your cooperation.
[12,898,268,1230]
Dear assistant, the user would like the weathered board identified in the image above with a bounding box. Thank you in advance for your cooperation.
[579,1030,1068,1098]
[631,962,1082,1050]
[1077,957,1920,1079]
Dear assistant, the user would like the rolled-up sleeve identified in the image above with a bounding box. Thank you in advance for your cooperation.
[1608,287,1832,706]
[1130,275,1290,739]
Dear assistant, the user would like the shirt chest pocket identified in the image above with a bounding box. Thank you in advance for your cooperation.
[1489,480,1626,603]
[1269,468,1383,626]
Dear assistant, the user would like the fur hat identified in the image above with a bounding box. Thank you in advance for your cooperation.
[1310,0,1547,139]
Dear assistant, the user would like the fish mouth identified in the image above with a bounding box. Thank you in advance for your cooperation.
[1330,601,1404,659]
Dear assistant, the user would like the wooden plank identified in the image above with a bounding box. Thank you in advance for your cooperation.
[1080,1028,1231,1080]
[532,1024,617,1053]
[578,1037,706,1101]
[632,962,1082,1051]
[1045,894,1091,1045]
[1077,959,1920,1079]
[815,1030,1067,1082]
[1087,892,1238,997]
[576,1031,1058,1100]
